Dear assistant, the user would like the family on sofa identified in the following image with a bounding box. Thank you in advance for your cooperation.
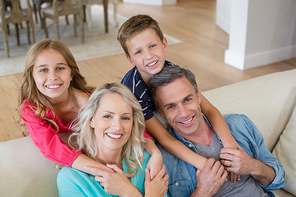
[15,14,287,196]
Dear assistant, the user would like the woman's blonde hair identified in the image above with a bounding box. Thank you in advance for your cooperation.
[70,83,147,174]
[16,38,95,136]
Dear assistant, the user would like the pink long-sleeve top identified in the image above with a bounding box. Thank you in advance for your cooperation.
[21,100,81,167]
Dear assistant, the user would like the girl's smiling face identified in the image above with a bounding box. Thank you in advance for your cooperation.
[32,49,73,102]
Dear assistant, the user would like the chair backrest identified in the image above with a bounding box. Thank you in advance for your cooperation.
[0,0,33,24]
[52,0,83,16]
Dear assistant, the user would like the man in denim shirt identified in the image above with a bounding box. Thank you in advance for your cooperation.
[149,66,285,197]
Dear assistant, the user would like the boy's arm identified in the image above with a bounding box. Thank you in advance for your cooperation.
[199,93,240,182]
[199,93,237,149]
[146,116,207,170]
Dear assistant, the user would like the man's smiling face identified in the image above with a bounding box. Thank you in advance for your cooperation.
[156,77,202,137]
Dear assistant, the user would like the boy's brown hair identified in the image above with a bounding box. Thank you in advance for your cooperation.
[117,14,164,57]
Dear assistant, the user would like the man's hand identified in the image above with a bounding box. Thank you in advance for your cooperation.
[220,145,255,176]
[191,158,228,197]
[223,140,241,182]
[220,145,276,186]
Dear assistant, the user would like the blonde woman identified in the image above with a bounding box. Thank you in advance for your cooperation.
[57,83,168,197]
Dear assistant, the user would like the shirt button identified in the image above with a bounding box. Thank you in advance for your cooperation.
[188,144,193,148]
[175,182,179,186]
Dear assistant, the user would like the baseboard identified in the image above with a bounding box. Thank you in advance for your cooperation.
[216,14,230,35]
[225,45,296,70]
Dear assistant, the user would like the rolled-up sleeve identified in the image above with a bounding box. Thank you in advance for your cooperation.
[231,114,286,190]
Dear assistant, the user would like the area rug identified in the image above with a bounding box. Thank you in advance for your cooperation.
[0,5,181,77]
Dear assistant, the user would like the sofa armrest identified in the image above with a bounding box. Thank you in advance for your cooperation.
[0,136,59,197]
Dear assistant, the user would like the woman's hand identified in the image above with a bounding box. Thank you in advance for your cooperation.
[85,165,141,197]
[145,164,169,197]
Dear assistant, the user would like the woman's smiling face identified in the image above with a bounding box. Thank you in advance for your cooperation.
[90,93,133,152]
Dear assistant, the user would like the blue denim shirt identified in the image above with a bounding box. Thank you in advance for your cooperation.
[157,114,285,197]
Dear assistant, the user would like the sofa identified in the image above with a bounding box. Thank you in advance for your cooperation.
[1,69,295,197]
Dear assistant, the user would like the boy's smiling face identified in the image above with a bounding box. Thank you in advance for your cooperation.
[125,29,168,85]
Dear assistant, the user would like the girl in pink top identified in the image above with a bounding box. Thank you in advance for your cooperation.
[16,38,163,177]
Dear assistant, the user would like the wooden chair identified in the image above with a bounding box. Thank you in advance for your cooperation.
[84,0,118,30]
[32,0,53,24]
[0,0,35,57]
[41,0,84,43]
[2,0,23,42]
[32,0,69,27]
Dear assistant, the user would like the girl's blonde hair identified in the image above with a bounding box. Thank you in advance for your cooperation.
[70,83,147,174]
[16,38,95,136]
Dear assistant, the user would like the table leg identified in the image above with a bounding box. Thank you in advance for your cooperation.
[103,0,108,33]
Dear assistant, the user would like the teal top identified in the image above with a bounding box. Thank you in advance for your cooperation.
[57,151,165,197]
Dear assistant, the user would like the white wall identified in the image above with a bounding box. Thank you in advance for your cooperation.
[218,0,296,70]
[216,0,232,34]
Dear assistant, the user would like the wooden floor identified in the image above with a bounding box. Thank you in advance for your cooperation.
[1,0,295,142]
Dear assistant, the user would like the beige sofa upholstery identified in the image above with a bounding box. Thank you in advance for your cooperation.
[1,69,295,196]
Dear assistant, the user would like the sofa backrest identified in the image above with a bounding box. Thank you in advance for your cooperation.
[203,69,296,151]
[0,69,295,197]
[0,136,59,197]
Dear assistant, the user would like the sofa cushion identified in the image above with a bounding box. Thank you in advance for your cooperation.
[272,104,296,195]
[0,136,59,197]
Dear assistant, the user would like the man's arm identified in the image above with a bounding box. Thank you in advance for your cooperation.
[191,158,228,197]
[250,157,276,186]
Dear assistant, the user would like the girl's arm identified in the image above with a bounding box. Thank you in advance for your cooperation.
[199,93,238,149]
[144,138,163,179]
[21,103,114,175]
[72,154,114,174]
[59,132,114,174]
[146,116,207,170]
